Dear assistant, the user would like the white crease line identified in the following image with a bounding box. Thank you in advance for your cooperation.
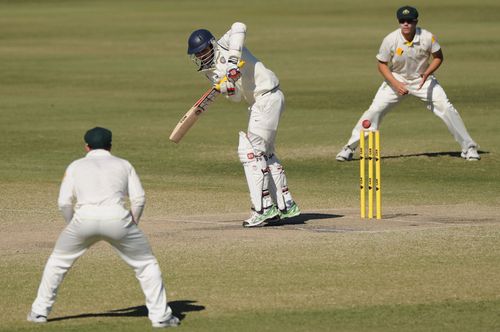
[150,216,500,234]
[156,218,240,225]
[0,209,55,214]
[152,216,499,227]
[371,218,493,225]
[297,222,500,234]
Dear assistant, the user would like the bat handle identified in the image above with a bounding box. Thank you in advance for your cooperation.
[214,60,246,91]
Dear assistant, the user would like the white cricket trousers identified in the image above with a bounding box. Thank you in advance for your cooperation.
[31,211,172,323]
[247,89,285,155]
[241,89,294,211]
[345,74,477,151]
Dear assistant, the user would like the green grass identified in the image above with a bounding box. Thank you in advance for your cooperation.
[3,225,500,331]
[1,0,500,331]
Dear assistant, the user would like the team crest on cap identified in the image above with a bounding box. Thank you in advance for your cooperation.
[402,9,410,15]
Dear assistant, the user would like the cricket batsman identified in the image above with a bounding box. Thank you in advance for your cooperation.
[336,6,480,162]
[187,22,300,227]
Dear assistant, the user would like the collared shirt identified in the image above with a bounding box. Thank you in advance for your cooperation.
[203,22,280,104]
[58,149,145,220]
[376,27,441,80]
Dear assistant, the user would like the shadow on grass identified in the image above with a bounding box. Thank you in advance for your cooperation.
[265,213,343,227]
[48,300,205,322]
[349,150,488,160]
[383,150,488,159]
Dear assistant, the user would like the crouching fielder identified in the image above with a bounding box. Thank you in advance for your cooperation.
[336,6,480,162]
[28,127,179,329]
[187,22,300,227]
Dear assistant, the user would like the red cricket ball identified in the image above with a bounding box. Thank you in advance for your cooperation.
[362,119,371,129]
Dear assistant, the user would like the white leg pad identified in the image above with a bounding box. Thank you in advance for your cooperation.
[267,154,294,211]
[238,132,272,212]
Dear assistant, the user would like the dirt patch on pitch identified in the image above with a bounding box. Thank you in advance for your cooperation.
[2,204,500,253]
[140,203,500,248]
[148,203,500,230]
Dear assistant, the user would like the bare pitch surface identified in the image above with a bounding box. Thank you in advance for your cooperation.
[145,204,500,235]
[4,203,499,252]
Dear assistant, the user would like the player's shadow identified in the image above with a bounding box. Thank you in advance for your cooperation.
[265,213,342,227]
[351,150,487,160]
[382,150,488,159]
[48,300,205,322]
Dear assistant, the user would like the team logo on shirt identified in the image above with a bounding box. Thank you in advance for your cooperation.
[396,47,404,56]
[220,56,226,64]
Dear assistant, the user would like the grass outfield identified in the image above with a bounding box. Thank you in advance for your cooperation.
[1,0,500,331]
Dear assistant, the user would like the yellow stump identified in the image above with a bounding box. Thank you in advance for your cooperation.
[375,131,382,219]
[359,131,365,218]
[360,129,382,220]
[368,131,374,219]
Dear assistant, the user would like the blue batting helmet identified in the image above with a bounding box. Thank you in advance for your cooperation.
[187,29,215,55]
[187,29,216,70]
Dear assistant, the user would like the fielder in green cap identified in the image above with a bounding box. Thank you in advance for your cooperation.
[396,5,418,22]
[28,127,180,328]
[336,6,480,161]
[84,126,112,150]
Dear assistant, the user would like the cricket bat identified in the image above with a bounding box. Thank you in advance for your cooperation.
[169,61,245,143]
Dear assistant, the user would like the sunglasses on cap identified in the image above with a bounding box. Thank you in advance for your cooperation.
[399,19,416,24]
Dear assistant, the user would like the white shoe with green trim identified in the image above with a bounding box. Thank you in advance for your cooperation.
[279,202,301,219]
[243,205,279,227]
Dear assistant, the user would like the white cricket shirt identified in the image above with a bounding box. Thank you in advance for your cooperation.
[376,27,441,80]
[204,22,280,104]
[58,149,145,221]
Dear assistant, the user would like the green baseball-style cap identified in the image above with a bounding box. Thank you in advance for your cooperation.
[84,127,112,149]
[397,6,419,21]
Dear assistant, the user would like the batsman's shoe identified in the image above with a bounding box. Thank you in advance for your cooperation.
[243,205,279,228]
[279,203,301,219]
[27,311,47,323]
[336,145,354,162]
[461,146,480,161]
[152,315,180,328]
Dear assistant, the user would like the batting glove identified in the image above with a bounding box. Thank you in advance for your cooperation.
[218,80,236,96]
[226,65,241,83]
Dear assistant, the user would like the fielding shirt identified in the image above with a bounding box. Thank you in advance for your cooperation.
[376,27,441,80]
[58,149,145,222]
